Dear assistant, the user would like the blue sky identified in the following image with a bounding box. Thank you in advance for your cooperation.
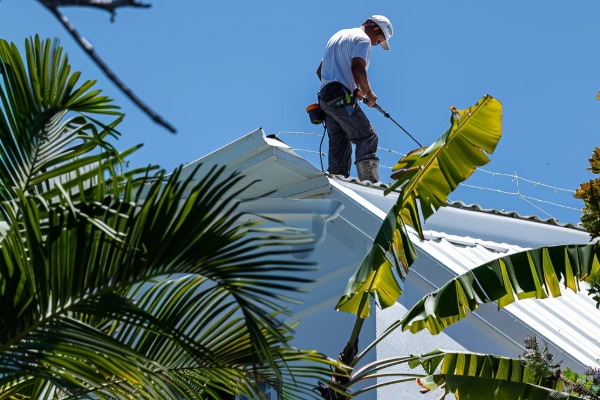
[2,1,598,224]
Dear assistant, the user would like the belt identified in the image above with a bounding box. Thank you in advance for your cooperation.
[320,82,355,107]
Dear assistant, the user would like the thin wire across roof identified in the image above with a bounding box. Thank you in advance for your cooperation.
[327,174,585,232]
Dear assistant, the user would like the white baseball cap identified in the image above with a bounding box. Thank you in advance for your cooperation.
[370,15,393,51]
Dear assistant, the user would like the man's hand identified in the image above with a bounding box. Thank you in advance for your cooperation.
[365,91,378,108]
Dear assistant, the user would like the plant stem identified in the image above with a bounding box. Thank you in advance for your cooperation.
[350,377,417,397]
[341,316,364,364]
[350,320,402,367]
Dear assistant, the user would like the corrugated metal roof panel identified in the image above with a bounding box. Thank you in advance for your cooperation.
[447,200,585,231]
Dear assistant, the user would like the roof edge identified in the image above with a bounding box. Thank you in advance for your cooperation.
[327,174,586,232]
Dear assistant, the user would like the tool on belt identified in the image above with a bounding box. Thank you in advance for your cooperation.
[306,83,357,125]
[306,103,326,125]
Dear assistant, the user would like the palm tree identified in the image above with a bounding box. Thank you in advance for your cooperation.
[0,36,345,399]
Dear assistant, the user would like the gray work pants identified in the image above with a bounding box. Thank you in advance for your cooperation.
[319,83,379,178]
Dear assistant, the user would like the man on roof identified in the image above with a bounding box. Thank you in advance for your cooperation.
[317,15,393,183]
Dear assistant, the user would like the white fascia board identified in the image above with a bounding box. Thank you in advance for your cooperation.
[187,128,290,165]
[147,129,329,201]
[180,128,295,177]
[329,179,387,221]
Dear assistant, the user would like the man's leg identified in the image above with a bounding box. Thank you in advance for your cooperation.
[319,84,352,177]
[327,103,380,182]
[351,105,379,182]
[324,113,352,177]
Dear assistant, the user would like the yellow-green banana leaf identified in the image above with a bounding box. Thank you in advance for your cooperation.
[386,94,503,227]
[336,95,503,317]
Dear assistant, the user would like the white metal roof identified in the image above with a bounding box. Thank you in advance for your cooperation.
[331,176,590,249]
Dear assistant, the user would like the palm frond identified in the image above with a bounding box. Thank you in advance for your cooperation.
[0,165,345,398]
[0,36,151,204]
[115,275,347,399]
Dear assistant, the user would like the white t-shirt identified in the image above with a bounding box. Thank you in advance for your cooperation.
[320,27,371,92]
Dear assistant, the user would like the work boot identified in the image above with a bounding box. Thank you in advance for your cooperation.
[356,159,380,183]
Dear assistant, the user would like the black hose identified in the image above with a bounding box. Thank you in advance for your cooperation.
[319,123,326,173]
[363,99,422,147]
[385,113,422,147]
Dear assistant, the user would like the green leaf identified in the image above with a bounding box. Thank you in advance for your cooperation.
[0,35,345,400]
[433,375,581,399]
[339,350,577,398]
[336,95,503,317]
[407,350,583,399]
[400,243,600,335]
[0,166,346,399]
[0,36,138,203]
[386,95,503,226]
[336,204,412,317]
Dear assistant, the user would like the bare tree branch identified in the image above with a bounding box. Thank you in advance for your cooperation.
[44,0,151,21]
[51,0,150,10]
[37,1,177,133]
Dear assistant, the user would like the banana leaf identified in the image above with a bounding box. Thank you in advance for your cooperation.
[336,203,415,318]
[336,95,503,317]
[400,243,600,335]
[387,95,503,228]
[439,376,581,399]
[409,350,582,400]
[340,349,578,399]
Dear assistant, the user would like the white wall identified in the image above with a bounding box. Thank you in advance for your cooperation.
[283,222,378,399]
[376,302,464,400]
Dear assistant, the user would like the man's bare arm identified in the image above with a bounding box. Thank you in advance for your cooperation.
[351,58,372,97]
[317,62,322,80]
